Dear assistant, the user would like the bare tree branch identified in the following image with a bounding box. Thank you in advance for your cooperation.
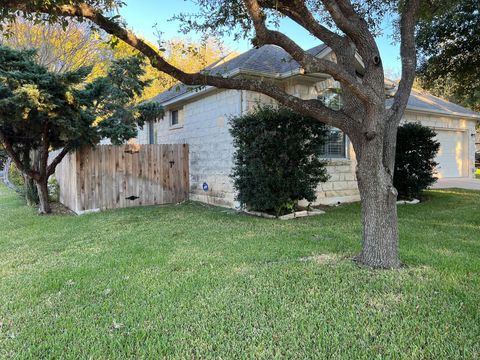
[256,2,369,124]
[47,146,70,176]
[321,0,379,62]
[263,1,341,45]
[243,0,377,104]
[381,0,420,174]
[387,0,421,124]
[259,0,342,49]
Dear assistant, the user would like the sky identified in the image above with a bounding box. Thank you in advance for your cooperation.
[119,0,402,75]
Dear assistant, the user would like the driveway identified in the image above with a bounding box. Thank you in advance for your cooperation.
[432,178,480,190]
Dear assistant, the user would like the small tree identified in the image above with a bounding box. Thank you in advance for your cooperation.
[230,106,329,216]
[394,122,440,200]
[0,46,163,214]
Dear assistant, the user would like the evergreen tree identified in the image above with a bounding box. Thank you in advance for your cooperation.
[0,46,163,214]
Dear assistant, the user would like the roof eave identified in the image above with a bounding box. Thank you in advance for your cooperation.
[401,106,480,120]
[161,86,217,107]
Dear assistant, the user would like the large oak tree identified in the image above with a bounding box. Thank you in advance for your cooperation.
[1,0,424,268]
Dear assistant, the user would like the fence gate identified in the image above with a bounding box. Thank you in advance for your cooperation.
[54,144,189,214]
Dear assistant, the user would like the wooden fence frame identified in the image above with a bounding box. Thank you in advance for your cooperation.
[54,144,189,214]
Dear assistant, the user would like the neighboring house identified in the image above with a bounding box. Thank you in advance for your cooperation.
[137,44,480,208]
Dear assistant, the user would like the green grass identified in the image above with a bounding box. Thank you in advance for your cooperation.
[0,183,479,359]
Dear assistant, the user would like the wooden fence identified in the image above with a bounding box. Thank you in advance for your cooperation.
[54,144,189,214]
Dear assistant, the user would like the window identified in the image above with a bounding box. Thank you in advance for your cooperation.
[317,88,346,158]
[321,128,347,158]
[171,109,179,126]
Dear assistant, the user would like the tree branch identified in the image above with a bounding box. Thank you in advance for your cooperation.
[47,146,70,176]
[3,0,357,131]
[243,0,377,104]
[0,131,37,179]
[383,0,420,174]
[321,0,379,62]
[259,0,342,50]
[387,0,420,124]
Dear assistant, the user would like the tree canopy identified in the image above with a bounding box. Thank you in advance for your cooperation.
[416,0,480,112]
[0,15,228,103]
[0,17,108,76]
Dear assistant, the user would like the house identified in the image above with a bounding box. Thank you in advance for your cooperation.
[137,44,480,208]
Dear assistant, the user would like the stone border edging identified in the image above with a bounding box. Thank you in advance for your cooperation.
[396,199,420,205]
[244,209,325,220]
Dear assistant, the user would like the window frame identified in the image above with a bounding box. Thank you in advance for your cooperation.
[169,108,182,129]
[320,128,348,159]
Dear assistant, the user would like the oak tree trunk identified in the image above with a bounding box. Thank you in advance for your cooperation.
[35,177,51,215]
[353,120,400,269]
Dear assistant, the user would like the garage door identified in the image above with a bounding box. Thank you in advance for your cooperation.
[435,130,466,178]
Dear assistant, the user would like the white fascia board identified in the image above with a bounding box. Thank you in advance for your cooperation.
[161,86,217,107]
[400,106,480,120]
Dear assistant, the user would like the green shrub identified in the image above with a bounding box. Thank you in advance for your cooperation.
[230,106,329,216]
[48,176,60,202]
[394,122,440,200]
[7,162,24,189]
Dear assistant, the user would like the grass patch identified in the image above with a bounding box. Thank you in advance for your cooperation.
[0,183,479,358]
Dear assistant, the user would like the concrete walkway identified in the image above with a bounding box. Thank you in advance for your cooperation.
[432,178,480,190]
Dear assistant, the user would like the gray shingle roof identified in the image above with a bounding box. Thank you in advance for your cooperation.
[151,44,326,104]
[386,89,479,118]
[150,44,479,119]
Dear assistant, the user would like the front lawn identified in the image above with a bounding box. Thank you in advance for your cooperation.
[0,183,479,358]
